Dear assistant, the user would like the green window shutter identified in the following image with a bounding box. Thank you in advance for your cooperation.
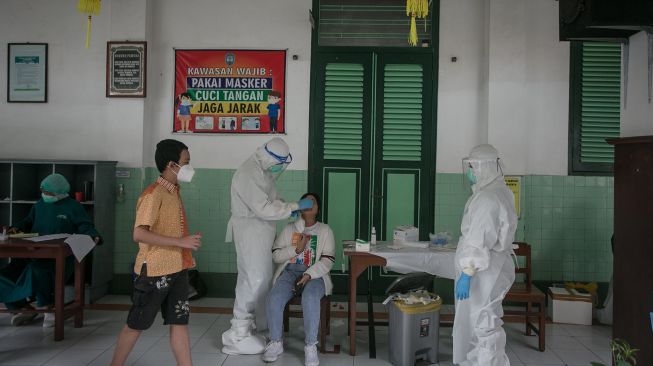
[382,64,423,161]
[580,42,621,164]
[323,63,364,161]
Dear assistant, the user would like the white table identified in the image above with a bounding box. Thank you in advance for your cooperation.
[368,241,456,280]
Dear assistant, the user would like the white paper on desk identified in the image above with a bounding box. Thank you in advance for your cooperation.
[64,234,96,262]
[25,234,71,242]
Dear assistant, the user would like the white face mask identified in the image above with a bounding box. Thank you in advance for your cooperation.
[174,163,195,182]
[181,99,191,106]
[42,193,66,203]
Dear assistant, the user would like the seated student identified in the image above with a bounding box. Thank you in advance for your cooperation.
[0,173,100,327]
[263,193,335,366]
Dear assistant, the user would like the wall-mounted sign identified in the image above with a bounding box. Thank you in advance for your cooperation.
[7,43,48,103]
[173,49,286,134]
[106,41,147,98]
[504,176,521,218]
[115,170,131,178]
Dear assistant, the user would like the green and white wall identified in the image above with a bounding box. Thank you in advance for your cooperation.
[113,169,613,285]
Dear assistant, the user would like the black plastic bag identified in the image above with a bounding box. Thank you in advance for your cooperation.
[188,270,207,301]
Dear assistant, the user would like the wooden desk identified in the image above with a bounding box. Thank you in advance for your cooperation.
[344,250,386,356]
[0,239,85,341]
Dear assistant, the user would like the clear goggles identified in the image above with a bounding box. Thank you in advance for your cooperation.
[265,144,292,169]
[264,145,292,174]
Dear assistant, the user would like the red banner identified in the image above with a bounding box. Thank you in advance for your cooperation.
[173,49,286,134]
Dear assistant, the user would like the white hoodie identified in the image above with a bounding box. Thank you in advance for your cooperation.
[271,219,336,295]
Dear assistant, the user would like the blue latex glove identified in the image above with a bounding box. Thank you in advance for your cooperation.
[290,211,299,219]
[455,273,472,301]
[297,198,313,210]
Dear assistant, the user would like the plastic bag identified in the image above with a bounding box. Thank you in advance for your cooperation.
[429,231,452,246]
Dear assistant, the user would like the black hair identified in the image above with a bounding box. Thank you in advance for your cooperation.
[180,92,191,99]
[300,192,322,218]
[155,139,188,173]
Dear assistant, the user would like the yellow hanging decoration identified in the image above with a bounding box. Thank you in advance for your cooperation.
[408,16,417,47]
[77,0,101,48]
[406,0,429,46]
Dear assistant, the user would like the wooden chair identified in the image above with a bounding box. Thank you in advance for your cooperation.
[283,295,340,354]
[503,241,546,351]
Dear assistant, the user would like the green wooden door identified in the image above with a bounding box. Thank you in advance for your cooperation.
[310,52,373,275]
[309,50,436,292]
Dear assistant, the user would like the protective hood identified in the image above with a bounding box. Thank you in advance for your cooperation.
[254,137,290,170]
[463,144,504,193]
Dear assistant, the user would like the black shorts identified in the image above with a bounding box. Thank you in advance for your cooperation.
[127,264,190,330]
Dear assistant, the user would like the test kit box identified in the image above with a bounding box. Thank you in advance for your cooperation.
[547,287,593,325]
[355,239,370,252]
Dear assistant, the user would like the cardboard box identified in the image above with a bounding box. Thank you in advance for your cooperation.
[547,287,593,325]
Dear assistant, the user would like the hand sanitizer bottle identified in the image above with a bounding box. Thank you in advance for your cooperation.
[371,226,377,245]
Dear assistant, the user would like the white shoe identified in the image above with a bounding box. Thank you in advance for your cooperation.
[42,313,55,328]
[304,344,319,366]
[10,313,37,326]
[262,340,284,362]
[221,329,266,355]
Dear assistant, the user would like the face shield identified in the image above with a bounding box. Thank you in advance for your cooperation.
[461,159,477,191]
[461,157,503,191]
[265,144,292,178]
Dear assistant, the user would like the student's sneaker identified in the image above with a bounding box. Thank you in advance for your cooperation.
[304,344,319,366]
[10,313,38,326]
[42,312,55,328]
[262,340,284,362]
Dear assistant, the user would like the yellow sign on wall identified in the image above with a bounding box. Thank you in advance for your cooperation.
[504,176,521,217]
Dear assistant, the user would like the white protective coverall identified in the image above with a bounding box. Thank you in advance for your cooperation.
[453,144,517,366]
[222,138,300,355]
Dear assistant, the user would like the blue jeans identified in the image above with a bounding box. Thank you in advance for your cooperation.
[266,263,326,345]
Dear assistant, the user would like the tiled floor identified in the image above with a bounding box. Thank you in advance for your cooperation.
[0,296,612,366]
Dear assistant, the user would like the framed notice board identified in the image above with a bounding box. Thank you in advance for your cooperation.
[7,43,48,102]
[106,41,147,98]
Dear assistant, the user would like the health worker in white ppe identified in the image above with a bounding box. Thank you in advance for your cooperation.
[222,137,314,355]
[453,144,517,366]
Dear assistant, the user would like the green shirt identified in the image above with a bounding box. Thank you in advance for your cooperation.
[15,197,99,238]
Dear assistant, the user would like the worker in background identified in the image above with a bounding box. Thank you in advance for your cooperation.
[453,144,517,366]
[0,174,101,328]
[221,137,313,355]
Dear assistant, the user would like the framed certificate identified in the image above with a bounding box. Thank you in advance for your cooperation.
[7,43,48,103]
[106,41,147,97]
